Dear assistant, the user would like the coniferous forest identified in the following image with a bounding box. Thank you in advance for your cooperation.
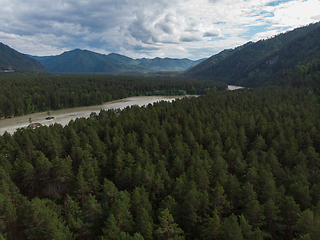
[0,74,226,117]
[1,72,320,239]
[1,22,320,239]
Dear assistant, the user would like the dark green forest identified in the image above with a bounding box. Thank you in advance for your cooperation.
[1,80,320,239]
[1,21,320,239]
[185,22,320,88]
[0,74,226,117]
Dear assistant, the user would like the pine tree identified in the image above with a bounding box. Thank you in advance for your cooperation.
[102,191,133,238]
[263,199,281,239]
[135,208,153,240]
[211,182,230,216]
[294,209,314,239]
[221,214,243,240]
[155,208,185,240]
[24,198,73,240]
[63,194,84,239]
[280,196,301,240]
[239,214,252,239]
[81,194,103,239]
[244,200,265,230]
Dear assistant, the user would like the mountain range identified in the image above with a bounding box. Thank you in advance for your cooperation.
[1,21,320,88]
[0,43,204,74]
[29,50,205,74]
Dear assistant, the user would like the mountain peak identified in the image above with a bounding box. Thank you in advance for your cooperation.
[0,42,46,71]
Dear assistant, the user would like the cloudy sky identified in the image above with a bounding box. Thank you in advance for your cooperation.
[1,0,319,60]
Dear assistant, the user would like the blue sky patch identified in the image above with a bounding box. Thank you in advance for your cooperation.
[240,25,270,39]
[266,0,292,7]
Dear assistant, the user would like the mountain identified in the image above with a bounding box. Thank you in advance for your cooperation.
[136,57,206,71]
[241,23,320,87]
[31,50,205,74]
[185,22,320,87]
[32,49,134,74]
[0,43,46,71]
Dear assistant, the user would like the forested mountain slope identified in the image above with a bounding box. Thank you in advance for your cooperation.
[31,49,204,74]
[32,49,139,74]
[1,85,320,239]
[186,22,320,87]
[0,43,46,71]
[136,57,205,71]
[278,58,320,93]
[242,24,320,87]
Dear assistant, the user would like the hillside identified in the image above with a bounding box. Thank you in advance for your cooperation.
[242,24,320,87]
[0,43,46,71]
[137,57,205,71]
[185,22,320,87]
[31,50,204,74]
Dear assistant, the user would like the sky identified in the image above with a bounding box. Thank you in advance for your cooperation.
[0,0,319,60]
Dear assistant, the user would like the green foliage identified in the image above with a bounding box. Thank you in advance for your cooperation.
[186,22,320,88]
[155,208,185,240]
[0,85,320,239]
[0,74,227,116]
[221,214,243,240]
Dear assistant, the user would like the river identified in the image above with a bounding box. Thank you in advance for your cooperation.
[227,85,243,90]
[0,96,187,135]
[0,85,244,135]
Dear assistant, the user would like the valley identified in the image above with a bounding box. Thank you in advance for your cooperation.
[0,22,320,240]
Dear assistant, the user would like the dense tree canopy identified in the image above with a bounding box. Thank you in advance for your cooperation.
[0,74,226,117]
[0,82,320,239]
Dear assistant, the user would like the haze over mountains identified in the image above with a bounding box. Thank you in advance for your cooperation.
[1,21,320,88]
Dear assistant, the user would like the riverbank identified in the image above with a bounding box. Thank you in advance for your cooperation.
[0,85,244,135]
[228,85,244,90]
[0,95,188,135]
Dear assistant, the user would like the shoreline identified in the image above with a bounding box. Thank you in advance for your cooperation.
[0,95,189,135]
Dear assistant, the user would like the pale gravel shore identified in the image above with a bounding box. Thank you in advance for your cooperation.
[0,95,184,135]
[227,85,244,90]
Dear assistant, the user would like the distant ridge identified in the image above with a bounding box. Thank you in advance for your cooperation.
[30,49,205,74]
[185,21,320,87]
[0,43,46,71]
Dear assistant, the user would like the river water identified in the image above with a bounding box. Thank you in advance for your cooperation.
[0,96,186,135]
[227,85,243,90]
[0,85,244,135]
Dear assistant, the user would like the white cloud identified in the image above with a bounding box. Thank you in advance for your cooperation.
[0,0,319,59]
[265,0,320,27]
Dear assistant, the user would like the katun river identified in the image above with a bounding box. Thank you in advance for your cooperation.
[0,96,187,135]
[0,86,243,135]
